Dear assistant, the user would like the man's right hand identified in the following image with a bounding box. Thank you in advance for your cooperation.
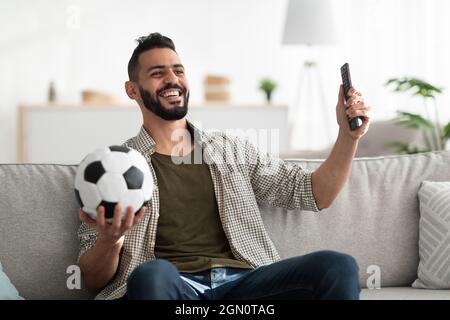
[79,204,146,246]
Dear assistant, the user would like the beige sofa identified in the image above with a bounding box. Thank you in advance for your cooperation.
[1,150,450,299]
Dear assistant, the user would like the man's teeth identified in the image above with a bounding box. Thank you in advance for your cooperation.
[161,90,180,98]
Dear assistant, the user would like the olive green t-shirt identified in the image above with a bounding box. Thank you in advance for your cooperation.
[151,145,253,273]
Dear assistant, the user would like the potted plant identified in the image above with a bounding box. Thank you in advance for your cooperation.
[385,77,450,154]
[259,78,277,104]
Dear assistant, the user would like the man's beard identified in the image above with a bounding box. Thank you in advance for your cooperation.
[139,84,189,121]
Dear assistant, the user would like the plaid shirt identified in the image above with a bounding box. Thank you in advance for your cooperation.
[77,121,320,300]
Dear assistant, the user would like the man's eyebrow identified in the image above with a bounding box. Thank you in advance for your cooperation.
[147,64,185,73]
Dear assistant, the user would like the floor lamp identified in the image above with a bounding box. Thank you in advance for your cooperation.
[282,0,338,151]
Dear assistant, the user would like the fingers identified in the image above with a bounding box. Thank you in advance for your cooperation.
[347,109,371,119]
[120,206,135,234]
[345,87,362,104]
[111,203,122,231]
[134,206,146,225]
[79,208,97,227]
[344,87,369,118]
[346,104,371,116]
[347,106,373,120]
[346,95,364,107]
[348,86,361,96]
[342,87,373,138]
[85,203,146,241]
[337,85,346,105]
[97,205,106,229]
[346,102,369,113]
[339,85,363,106]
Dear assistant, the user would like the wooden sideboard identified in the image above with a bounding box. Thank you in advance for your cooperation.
[18,104,289,164]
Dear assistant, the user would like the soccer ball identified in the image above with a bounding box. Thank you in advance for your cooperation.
[74,145,153,222]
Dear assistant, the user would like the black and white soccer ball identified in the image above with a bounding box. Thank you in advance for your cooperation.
[74,145,153,222]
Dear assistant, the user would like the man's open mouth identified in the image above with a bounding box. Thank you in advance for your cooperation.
[159,89,183,103]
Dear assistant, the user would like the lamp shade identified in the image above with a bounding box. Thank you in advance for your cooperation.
[282,0,338,46]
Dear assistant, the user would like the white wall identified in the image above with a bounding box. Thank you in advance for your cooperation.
[1,0,450,161]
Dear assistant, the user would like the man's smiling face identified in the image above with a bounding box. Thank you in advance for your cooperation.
[136,48,189,120]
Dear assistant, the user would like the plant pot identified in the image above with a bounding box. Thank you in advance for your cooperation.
[265,91,272,104]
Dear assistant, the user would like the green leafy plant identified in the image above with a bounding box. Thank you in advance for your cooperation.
[259,78,277,104]
[385,77,449,153]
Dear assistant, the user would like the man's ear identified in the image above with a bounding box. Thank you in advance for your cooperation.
[125,81,139,100]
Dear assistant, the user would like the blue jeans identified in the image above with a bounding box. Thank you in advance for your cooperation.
[126,250,360,300]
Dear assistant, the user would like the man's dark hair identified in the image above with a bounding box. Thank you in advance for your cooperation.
[127,32,176,82]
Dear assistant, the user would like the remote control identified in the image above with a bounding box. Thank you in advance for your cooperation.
[341,63,363,131]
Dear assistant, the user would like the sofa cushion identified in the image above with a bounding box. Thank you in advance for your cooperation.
[412,181,450,289]
[0,261,23,300]
[261,151,450,289]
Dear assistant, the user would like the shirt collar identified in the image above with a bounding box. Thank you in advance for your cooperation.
[132,119,212,156]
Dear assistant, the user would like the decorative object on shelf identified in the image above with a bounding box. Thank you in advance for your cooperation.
[81,90,118,105]
[282,0,338,150]
[386,77,450,153]
[203,75,231,102]
[259,78,277,104]
[48,81,56,103]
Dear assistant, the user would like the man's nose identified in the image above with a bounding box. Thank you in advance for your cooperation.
[164,69,178,84]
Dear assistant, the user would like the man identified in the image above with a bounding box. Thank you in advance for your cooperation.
[77,33,372,300]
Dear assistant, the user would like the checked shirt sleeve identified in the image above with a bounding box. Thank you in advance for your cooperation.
[76,222,98,264]
[240,138,321,212]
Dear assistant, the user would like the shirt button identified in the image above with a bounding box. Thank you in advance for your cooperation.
[150,241,155,247]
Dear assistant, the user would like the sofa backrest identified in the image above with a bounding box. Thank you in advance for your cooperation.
[261,150,450,289]
[1,151,449,299]
[0,164,94,300]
